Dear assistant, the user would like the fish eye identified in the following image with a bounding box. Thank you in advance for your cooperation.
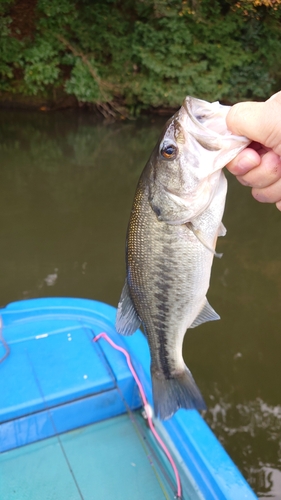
[161,144,177,159]
[195,114,205,122]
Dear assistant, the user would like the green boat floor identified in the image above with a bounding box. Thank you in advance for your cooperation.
[0,413,180,500]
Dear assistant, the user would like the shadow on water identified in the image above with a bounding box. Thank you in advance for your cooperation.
[0,109,281,499]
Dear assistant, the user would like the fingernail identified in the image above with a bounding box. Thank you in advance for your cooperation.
[237,155,258,174]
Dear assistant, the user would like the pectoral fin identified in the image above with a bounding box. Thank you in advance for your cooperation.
[190,300,220,328]
[218,222,227,237]
[186,222,223,258]
[116,280,141,335]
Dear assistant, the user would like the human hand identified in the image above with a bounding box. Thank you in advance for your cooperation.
[226,91,281,211]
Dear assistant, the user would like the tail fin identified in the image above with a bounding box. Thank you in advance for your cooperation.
[151,366,206,420]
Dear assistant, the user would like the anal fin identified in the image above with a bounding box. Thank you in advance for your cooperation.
[190,300,220,329]
[116,280,141,336]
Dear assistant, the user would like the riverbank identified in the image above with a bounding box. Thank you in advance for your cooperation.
[0,90,181,117]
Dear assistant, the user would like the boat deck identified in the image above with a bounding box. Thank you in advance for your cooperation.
[1,412,194,500]
[0,298,198,499]
[0,297,257,500]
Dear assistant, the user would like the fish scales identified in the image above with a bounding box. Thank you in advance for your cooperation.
[116,96,250,420]
[128,169,226,369]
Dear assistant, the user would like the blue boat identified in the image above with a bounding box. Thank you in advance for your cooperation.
[0,297,257,500]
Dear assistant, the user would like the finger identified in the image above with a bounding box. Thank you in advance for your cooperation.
[276,200,281,211]
[252,176,281,204]
[250,141,270,155]
[236,151,281,189]
[226,91,281,154]
[226,147,260,176]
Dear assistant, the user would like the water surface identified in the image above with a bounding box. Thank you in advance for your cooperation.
[0,109,280,499]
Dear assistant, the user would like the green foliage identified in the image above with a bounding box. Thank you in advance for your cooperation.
[22,38,60,94]
[65,58,101,102]
[0,0,281,114]
[0,14,22,91]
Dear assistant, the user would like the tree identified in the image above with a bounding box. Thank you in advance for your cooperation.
[0,0,281,116]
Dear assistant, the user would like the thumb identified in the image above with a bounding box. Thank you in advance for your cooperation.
[226,92,281,155]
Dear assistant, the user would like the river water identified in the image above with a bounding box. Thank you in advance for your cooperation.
[0,109,280,499]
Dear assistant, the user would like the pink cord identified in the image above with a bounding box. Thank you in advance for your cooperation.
[94,332,182,499]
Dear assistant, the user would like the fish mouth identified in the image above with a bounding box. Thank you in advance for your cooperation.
[183,96,211,127]
[182,96,250,145]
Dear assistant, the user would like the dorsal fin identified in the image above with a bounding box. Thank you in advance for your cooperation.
[115,280,141,336]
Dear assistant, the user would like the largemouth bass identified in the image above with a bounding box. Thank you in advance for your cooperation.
[116,96,249,420]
